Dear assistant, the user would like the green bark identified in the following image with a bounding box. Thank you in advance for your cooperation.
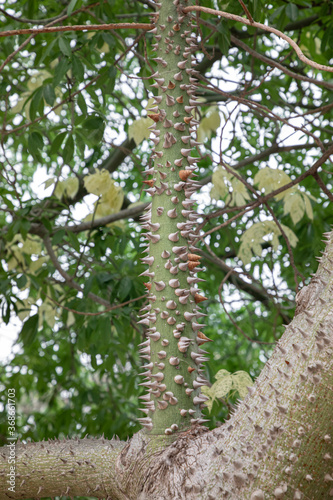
[137,0,210,435]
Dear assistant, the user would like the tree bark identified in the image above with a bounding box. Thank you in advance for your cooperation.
[1,230,332,499]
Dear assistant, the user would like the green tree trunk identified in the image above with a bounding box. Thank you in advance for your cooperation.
[0,1,332,499]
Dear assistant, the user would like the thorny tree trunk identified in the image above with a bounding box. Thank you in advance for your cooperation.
[1,229,332,499]
[1,0,333,498]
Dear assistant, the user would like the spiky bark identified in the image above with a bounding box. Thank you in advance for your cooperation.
[0,1,332,499]
[137,0,210,435]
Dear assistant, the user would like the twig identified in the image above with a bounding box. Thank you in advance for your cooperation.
[312,172,333,202]
[218,273,274,345]
[0,22,154,38]
[237,0,254,24]
[183,5,333,73]
[42,290,147,316]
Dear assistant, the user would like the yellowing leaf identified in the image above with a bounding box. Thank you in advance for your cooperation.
[7,248,25,271]
[197,107,220,143]
[67,311,76,327]
[238,220,298,264]
[29,256,48,272]
[83,169,112,196]
[22,236,42,255]
[27,70,52,91]
[39,301,57,328]
[254,167,292,200]
[202,369,253,413]
[254,167,314,225]
[84,180,124,227]
[62,176,79,199]
[211,165,250,206]
[128,117,153,145]
[231,371,254,399]
[303,194,313,220]
[44,177,56,189]
[283,192,305,225]
[17,297,35,322]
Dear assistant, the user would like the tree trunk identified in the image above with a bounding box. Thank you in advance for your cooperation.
[1,0,332,498]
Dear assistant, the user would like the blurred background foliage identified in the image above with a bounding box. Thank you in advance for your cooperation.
[0,0,333,444]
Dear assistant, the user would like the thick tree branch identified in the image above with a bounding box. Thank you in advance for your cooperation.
[0,437,126,498]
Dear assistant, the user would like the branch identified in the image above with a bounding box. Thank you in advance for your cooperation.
[0,437,126,498]
[60,202,149,234]
[183,5,333,73]
[0,22,154,38]
[229,34,333,91]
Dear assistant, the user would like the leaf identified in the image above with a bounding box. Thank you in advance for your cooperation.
[53,58,70,87]
[254,167,292,199]
[303,194,313,220]
[59,37,72,57]
[29,87,44,121]
[52,229,66,245]
[128,117,153,145]
[197,107,221,143]
[63,134,74,165]
[43,84,56,106]
[238,221,298,264]
[72,55,84,81]
[118,276,132,301]
[67,0,80,15]
[19,314,39,347]
[28,131,44,153]
[285,3,298,21]
[82,116,105,144]
[83,169,112,196]
[283,192,305,225]
[211,165,250,206]
[49,131,67,156]
[231,371,254,398]
[77,93,87,116]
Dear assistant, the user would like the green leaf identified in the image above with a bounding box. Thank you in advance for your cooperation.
[49,131,67,156]
[67,0,80,15]
[29,87,44,121]
[19,314,39,347]
[43,84,56,106]
[72,55,84,81]
[67,231,80,252]
[285,3,298,21]
[52,229,66,245]
[77,94,87,116]
[59,37,72,57]
[118,276,132,301]
[28,131,44,153]
[53,58,70,87]
[82,116,105,144]
[63,134,74,165]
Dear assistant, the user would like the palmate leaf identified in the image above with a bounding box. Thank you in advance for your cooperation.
[238,220,298,265]
[128,117,154,145]
[197,107,221,143]
[211,165,251,206]
[254,167,314,224]
[201,370,253,412]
